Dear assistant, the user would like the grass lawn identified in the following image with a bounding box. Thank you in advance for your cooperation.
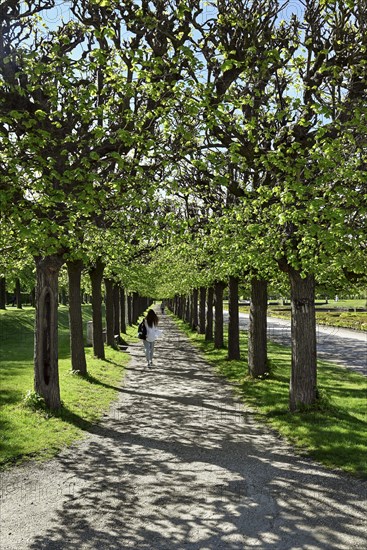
[0,305,129,470]
[172,315,367,479]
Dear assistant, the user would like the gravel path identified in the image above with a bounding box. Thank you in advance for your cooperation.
[0,314,366,549]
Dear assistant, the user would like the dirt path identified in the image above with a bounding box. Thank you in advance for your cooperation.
[1,314,366,549]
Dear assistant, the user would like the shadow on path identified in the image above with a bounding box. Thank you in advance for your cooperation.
[1,312,366,549]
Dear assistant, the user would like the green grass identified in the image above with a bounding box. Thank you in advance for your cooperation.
[0,305,129,469]
[172,314,367,479]
[314,298,366,310]
[124,317,144,341]
[314,310,367,331]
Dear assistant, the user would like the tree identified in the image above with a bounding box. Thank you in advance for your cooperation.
[188,0,366,409]
[227,275,240,360]
[1,0,199,408]
[214,280,226,349]
[67,260,87,375]
[33,254,64,409]
[259,0,367,409]
[177,0,297,378]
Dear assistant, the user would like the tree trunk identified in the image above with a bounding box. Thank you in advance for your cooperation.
[178,295,183,319]
[228,276,240,360]
[132,292,140,324]
[127,294,132,325]
[15,278,22,309]
[104,278,115,347]
[67,260,87,375]
[34,254,64,410]
[181,295,186,321]
[89,260,105,359]
[113,283,120,339]
[120,287,127,333]
[199,286,206,334]
[214,281,225,349]
[205,286,214,341]
[191,288,199,330]
[248,278,268,377]
[60,287,67,305]
[0,277,6,309]
[185,294,191,324]
[30,287,35,307]
[289,269,317,411]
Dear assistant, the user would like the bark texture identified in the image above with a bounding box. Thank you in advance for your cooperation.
[113,283,120,339]
[289,270,317,411]
[214,281,225,349]
[199,287,206,334]
[67,260,87,375]
[228,276,240,360]
[191,288,199,330]
[120,287,127,334]
[248,278,268,377]
[185,295,191,324]
[127,294,132,326]
[205,287,214,342]
[104,278,115,347]
[34,254,64,410]
[132,292,139,325]
[89,260,105,359]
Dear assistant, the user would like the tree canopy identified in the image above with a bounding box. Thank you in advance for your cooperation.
[1,1,366,410]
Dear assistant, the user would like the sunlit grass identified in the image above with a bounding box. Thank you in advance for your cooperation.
[0,305,129,469]
[172,314,367,479]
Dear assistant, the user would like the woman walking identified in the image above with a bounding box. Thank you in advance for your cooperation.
[142,309,162,367]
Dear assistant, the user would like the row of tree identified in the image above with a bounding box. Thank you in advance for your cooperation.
[1,1,366,411]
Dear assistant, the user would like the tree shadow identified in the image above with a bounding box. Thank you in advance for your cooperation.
[3,312,366,549]
[25,405,367,550]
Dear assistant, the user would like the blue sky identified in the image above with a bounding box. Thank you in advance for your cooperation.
[37,0,305,33]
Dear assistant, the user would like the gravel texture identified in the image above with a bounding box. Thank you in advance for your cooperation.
[0,313,366,549]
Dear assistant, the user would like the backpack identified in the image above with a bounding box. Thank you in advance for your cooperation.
[137,319,147,340]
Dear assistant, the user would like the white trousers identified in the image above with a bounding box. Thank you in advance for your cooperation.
[143,340,155,363]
